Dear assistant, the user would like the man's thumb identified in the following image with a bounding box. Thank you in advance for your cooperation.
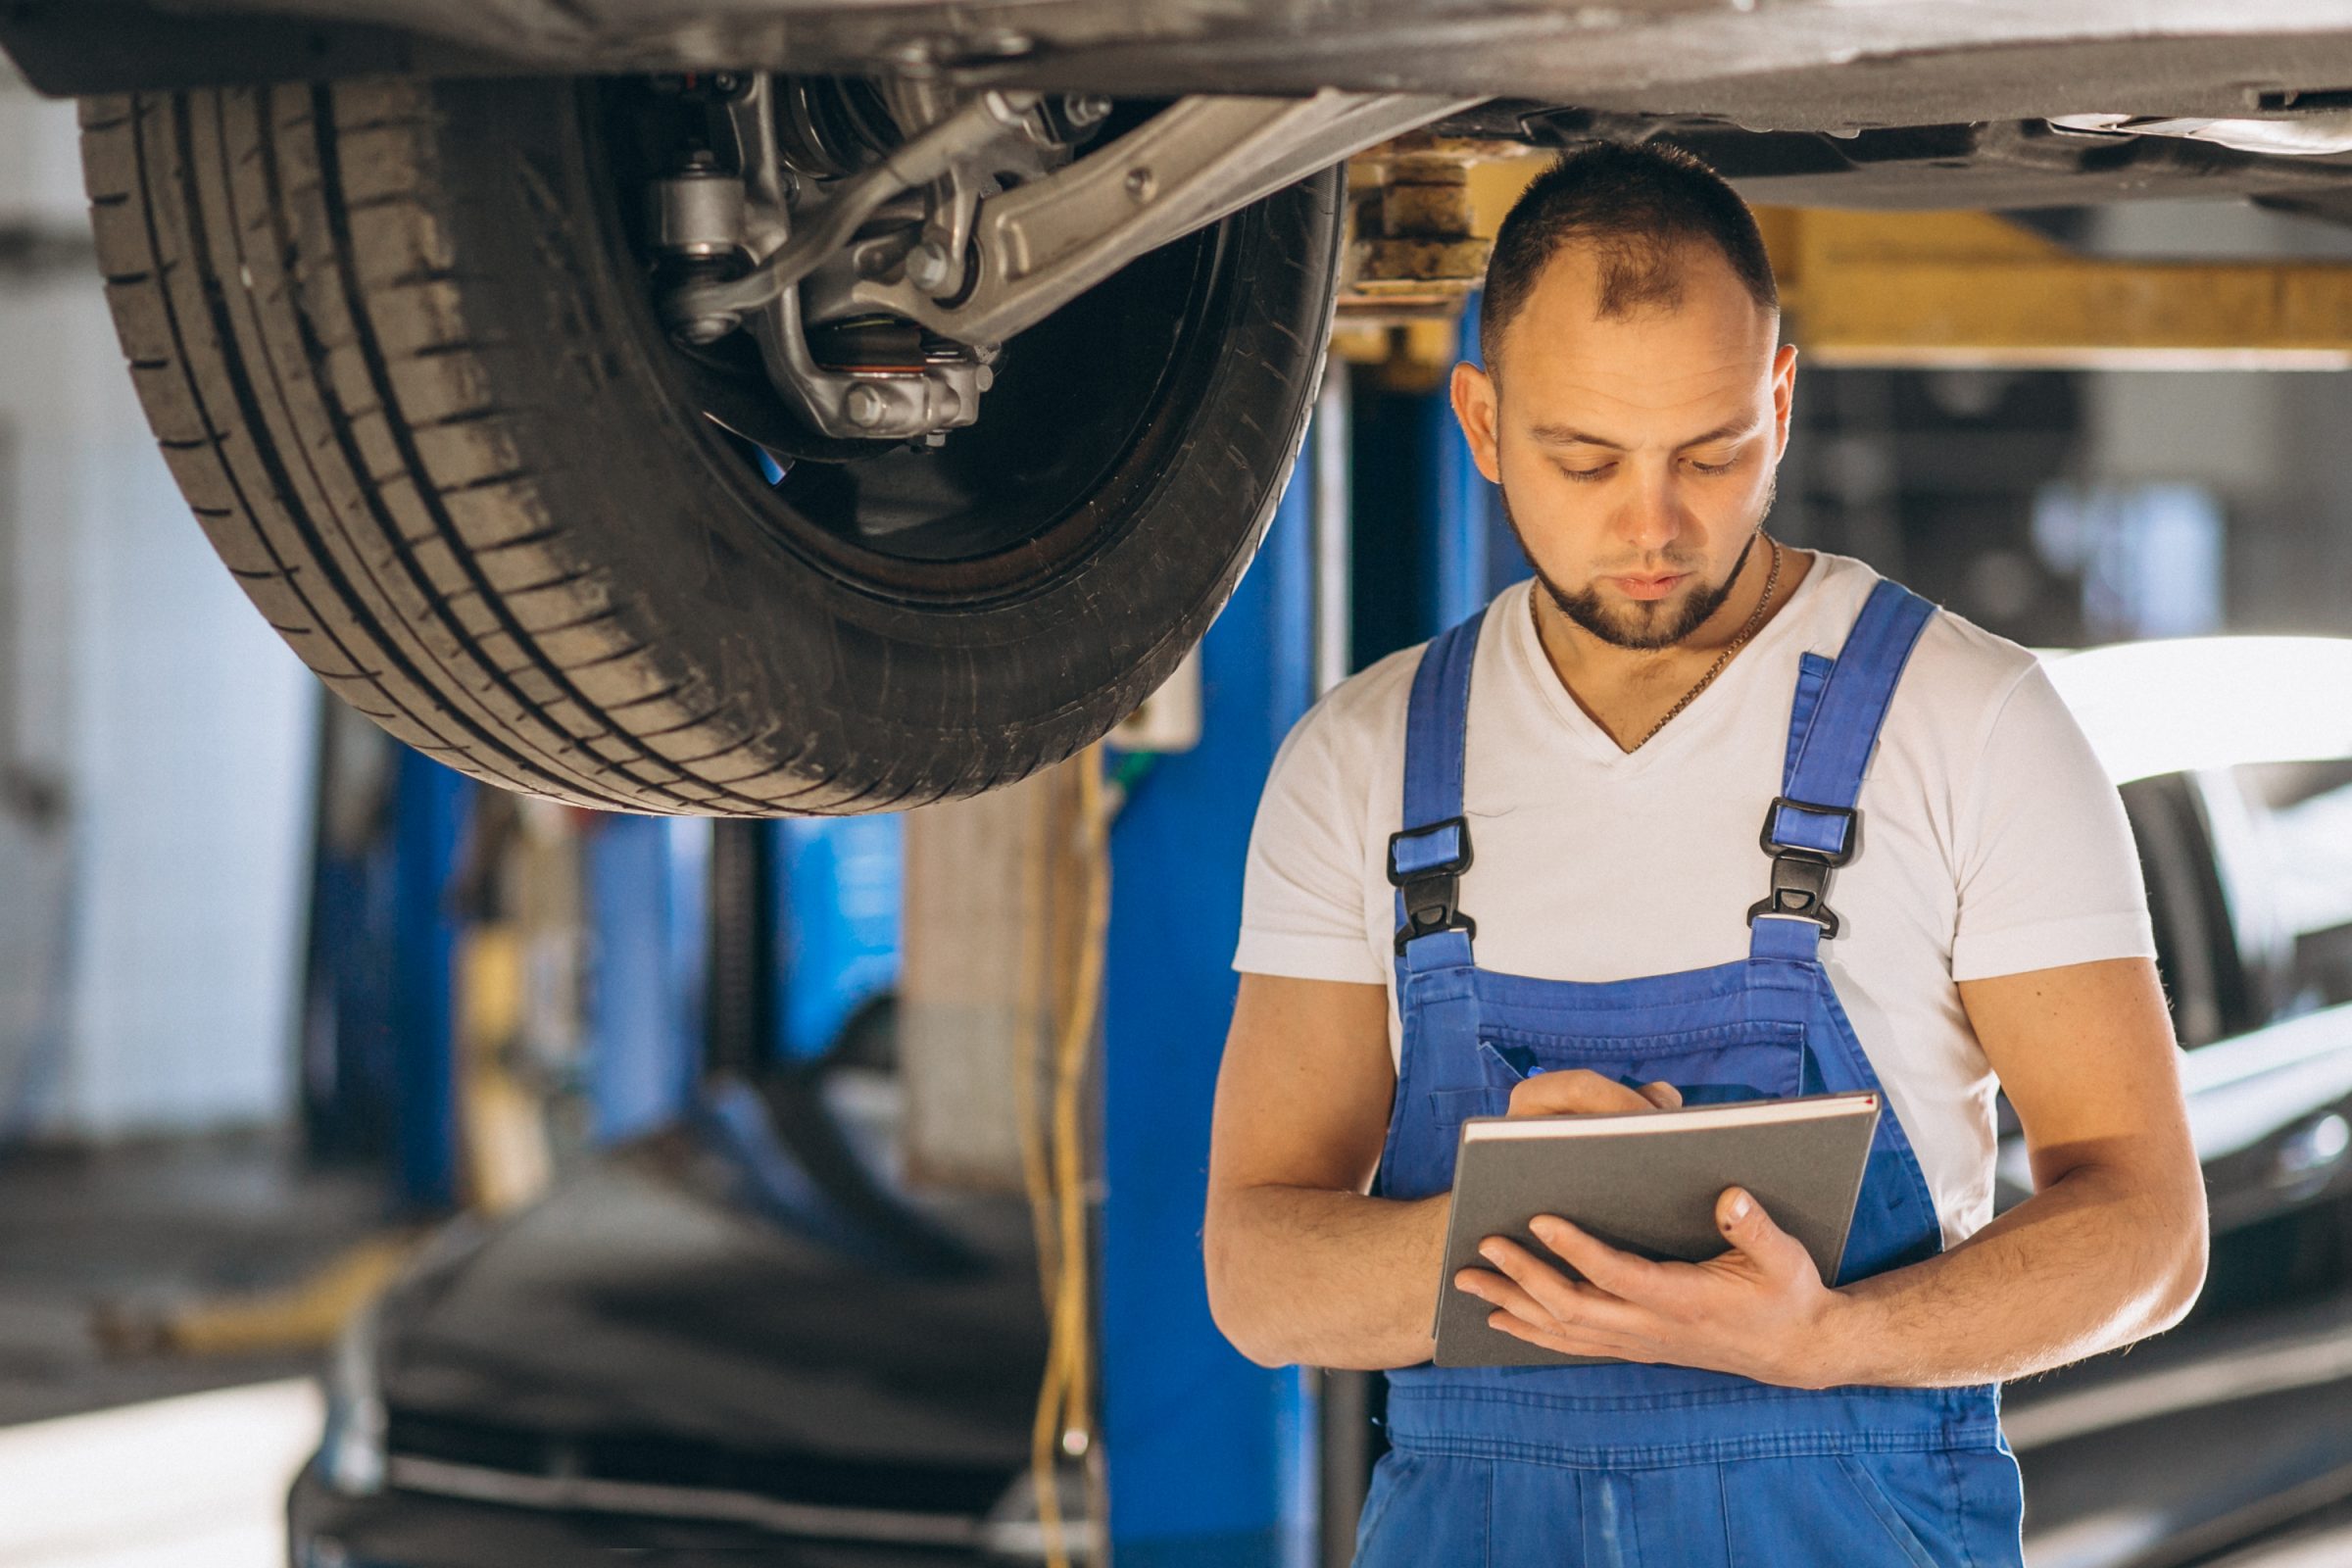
[1717,1187,1796,1262]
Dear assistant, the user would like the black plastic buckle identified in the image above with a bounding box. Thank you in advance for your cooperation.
[1746,852,1842,938]
[1757,796,1861,864]
[1746,798,1861,938]
[1389,817,1476,954]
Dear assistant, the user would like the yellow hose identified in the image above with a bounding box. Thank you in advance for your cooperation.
[1026,751,1111,1567]
[1013,777,1062,1310]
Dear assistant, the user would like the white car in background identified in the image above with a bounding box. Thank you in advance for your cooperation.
[2011,636,2352,1567]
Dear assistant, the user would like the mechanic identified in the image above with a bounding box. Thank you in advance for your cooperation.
[1201,142,2209,1564]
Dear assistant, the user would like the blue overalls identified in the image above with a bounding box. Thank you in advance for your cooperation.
[1355,581,2026,1567]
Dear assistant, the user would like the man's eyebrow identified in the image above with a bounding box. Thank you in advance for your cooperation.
[1526,419,1761,451]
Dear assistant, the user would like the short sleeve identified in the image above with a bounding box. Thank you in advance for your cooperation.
[1231,696,1385,984]
[1949,662,2157,981]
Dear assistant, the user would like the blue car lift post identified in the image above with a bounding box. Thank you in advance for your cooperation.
[385,747,470,1213]
[582,814,710,1144]
[1100,304,1518,1565]
[1102,435,1323,1568]
[580,809,900,1142]
[1101,441,1326,1568]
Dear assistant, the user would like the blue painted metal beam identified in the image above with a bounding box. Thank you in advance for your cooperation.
[1095,309,1527,1559]
[774,815,903,1064]
[585,816,709,1144]
[1442,293,1531,617]
[1102,442,1321,1567]
[387,749,469,1213]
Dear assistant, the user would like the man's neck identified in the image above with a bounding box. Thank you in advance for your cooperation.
[1529,543,1814,751]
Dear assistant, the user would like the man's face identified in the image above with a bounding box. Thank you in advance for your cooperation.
[1452,241,1797,652]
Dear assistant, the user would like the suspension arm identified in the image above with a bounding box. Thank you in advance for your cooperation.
[882,89,1479,343]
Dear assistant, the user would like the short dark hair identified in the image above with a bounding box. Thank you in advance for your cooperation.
[1478,141,1778,373]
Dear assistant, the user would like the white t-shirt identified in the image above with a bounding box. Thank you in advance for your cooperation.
[1232,552,2156,1247]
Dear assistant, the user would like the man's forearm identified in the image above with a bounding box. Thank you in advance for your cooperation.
[1824,1159,2208,1389]
[1204,1187,1450,1370]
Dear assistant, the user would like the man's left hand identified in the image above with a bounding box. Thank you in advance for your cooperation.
[1453,1187,1852,1387]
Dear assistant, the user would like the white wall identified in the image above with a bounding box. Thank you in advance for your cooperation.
[1,73,318,1139]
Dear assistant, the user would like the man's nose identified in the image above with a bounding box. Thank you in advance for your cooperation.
[1615,467,1688,557]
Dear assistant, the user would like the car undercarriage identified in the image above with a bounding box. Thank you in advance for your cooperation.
[13,0,2352,817]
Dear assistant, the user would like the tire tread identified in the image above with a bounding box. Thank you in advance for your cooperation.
[81,80,799,810]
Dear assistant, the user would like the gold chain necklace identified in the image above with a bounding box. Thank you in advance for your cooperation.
[1534,532,1783,752]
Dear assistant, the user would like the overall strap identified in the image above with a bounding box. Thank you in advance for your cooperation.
[1748,580,1936,960]
[1781,652,1835,787]
[1392,608,1486,968]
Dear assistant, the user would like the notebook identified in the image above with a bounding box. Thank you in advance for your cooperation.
[1432,1091,1881,1367]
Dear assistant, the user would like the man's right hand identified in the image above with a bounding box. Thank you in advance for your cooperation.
[1505,1069,1683,1118]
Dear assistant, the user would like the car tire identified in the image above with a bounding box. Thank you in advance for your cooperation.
[76,77,1343,814]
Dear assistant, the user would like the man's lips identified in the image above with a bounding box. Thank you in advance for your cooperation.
[1609,572,1690,602]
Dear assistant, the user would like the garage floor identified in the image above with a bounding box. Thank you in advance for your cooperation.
[0,1133,383,1567]
[0,1131,383,1427]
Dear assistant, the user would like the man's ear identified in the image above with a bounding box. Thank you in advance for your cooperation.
[1770,340,1797,462]
[1450,360,1502,484]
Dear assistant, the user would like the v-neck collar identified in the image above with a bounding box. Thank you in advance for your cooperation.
[1500,558,1833,773]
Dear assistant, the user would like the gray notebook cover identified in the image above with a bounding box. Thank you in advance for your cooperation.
[1433,1091,1880,1367]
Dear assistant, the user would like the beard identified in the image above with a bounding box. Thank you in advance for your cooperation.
[1500,474,1776,652]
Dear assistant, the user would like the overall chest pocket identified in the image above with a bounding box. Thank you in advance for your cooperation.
[1427,1019,1810,1127]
